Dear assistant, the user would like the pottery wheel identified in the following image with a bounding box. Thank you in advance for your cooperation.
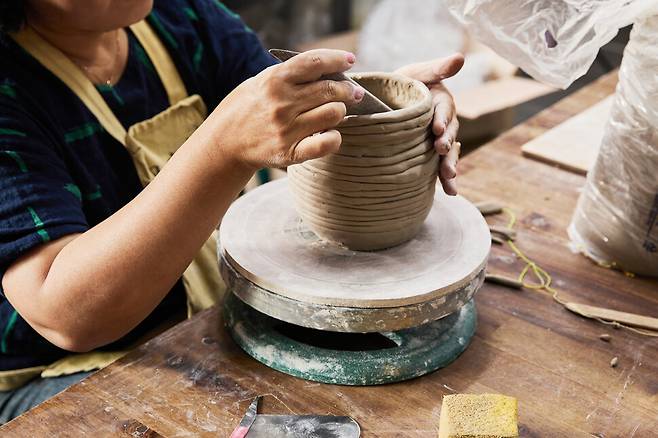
[219,178,490,310]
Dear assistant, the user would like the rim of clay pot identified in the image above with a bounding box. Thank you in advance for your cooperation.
[339,72,433,127]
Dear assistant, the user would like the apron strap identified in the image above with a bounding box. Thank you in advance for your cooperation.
[10,20,189,144]
[10,26,128,145]
[129,21,188,106]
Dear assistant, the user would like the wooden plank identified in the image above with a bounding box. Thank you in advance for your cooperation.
[455,77,557,120]
[564,302,658,331]
[3,70,657,437]
[521,96,613,175]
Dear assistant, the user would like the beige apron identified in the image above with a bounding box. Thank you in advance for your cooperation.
[1,21,225,390]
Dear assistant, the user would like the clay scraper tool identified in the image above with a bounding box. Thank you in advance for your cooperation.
[269,48,392,116]
[229,395,361,437]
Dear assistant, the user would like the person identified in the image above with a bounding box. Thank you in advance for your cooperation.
[0,0,463,422]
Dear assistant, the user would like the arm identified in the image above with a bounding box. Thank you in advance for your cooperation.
[2,49,363,352]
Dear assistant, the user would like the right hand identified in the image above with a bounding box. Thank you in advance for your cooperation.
[209,49,365,171]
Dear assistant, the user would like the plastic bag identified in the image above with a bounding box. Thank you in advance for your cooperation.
[444,0,658,88]
[568,15,658,276]
[355,0,496,94]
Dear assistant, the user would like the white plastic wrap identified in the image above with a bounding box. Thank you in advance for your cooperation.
[444,0,658,88]
[568,15,658,276]
[355,0,496,94]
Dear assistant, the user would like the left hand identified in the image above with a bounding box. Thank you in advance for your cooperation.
[395,54,464,195]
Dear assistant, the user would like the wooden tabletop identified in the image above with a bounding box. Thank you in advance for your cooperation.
[3,71,657,437]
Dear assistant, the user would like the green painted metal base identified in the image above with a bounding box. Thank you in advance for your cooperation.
[224,292,477,386]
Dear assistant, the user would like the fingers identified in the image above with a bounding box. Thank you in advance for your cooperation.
[395,53,464,85]
[282,49,356,84]
[293,101,347,139]
[295,79,364,113]
[431,84,457,141]
[291,130,342,163]
[439,141,461,196]
[435,116,459,155]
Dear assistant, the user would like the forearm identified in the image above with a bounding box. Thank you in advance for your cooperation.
[4,49,360,352]
[15,120,253,351]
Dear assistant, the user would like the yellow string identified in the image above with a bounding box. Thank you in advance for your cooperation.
[497,208,658,337]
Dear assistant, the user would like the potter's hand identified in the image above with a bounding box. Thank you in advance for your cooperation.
[211,49,363,171]
[395,54,464,195]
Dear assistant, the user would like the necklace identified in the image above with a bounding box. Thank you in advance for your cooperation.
[72,30,122,86]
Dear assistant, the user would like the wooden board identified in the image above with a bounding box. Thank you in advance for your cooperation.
[219,179,491,308]
[3,71,658,437]
[455,77,556,120]
[521,95,614,175]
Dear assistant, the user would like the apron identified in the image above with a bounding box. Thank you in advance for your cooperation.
[1,21,225,391]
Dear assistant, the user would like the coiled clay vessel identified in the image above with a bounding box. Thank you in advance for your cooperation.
[288,72,436,250]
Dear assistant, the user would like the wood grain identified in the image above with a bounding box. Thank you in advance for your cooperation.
[521,96,613,175]
[2,71,657,437]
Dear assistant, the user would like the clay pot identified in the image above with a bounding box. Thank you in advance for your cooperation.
[288,72,437,250]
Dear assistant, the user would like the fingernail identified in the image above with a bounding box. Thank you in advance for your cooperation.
[346,53,356,64]
[447,180,458,196]
[449,165,457,179]
[434,139,448,153]
[353,86,364,101]
[438,138,451,153]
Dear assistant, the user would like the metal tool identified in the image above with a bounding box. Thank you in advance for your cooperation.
[230,394,360,438]
[229,396,260,438]
[268,49,392,115]
[247,415,360,438]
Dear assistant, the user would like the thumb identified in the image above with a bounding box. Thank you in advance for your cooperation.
[396,53,464,85]
[290,130,342,164]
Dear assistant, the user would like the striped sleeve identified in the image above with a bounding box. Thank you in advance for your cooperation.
[0,87,88,293]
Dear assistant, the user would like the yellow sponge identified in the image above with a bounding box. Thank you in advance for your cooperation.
[438,393,518,438]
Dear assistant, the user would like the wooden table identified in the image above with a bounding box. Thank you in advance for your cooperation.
[3,71,657,437]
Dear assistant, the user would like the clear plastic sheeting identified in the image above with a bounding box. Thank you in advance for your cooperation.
[444,0,658,88]
[568,15,658,276]
[355,0,496,94]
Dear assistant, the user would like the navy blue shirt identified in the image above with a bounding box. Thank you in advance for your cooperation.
[0,0,274,370]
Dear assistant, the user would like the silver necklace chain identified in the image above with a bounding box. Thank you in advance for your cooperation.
[71,30,122,86]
